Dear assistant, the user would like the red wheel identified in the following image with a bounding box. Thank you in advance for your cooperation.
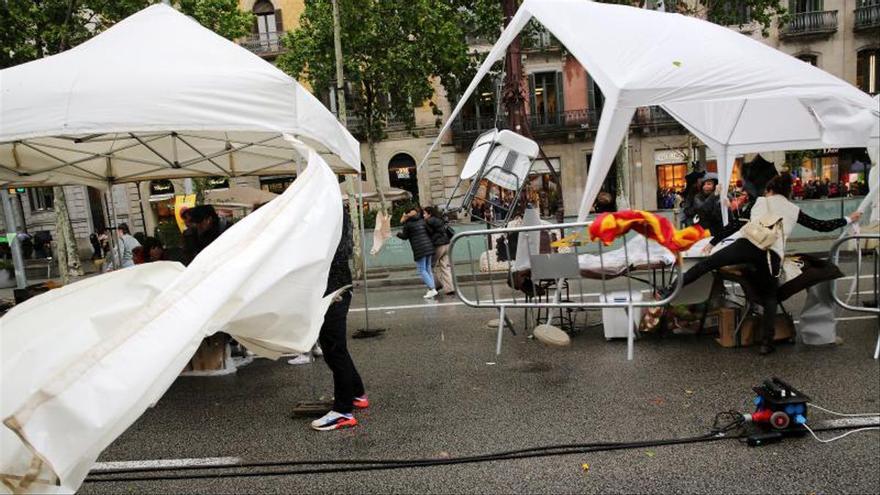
[770,411,790,429]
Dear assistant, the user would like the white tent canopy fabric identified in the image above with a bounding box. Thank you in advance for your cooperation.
[1,149,344,494]
[419,0,879,224]
[0,3,360,188]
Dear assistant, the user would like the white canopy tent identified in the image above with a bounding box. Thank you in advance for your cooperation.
[419,0,879,224]
[0,3,361,188]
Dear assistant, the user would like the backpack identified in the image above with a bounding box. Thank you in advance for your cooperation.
[445,224,455,240]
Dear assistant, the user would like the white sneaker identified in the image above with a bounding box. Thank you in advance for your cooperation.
[312,344,323,357]
[423,289,438,299]
[310,411,357,431]
[287,353,314,366]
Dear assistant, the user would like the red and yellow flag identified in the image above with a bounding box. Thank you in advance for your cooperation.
[588,210,708,252]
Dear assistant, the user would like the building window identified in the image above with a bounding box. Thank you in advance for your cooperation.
[789,0,824,14]
[709,0,751,24]
[857,48,879,95]
[388,153,418,202]
[253,0,282,52]
[529,71,564,126]
[27,187,54,212]
[796,53,818,66]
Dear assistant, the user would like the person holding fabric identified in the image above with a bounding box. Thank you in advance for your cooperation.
[310,212,369,431]
[423,206,454,296]
[397,207,437,299]
[675,174,860,355]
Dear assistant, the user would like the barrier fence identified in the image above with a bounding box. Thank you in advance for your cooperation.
[448,220,684,361]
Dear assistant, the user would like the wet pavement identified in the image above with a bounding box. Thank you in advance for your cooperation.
[78,274,880,494]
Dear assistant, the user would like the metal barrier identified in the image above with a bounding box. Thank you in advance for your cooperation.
[829,234,880,359]
[449,220,684,361]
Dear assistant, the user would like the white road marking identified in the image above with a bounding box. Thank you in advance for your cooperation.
[91,457,240,473]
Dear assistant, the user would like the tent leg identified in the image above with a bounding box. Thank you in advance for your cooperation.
[352,178,386,339]
[1,189,28,289]
[104,185,121,268]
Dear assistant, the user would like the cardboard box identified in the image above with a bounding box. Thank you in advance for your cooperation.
[718,313,795,348]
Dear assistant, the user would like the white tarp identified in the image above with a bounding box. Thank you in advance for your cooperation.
[0,149,343,494]
[0,3,360,187]
[419,0,879,224]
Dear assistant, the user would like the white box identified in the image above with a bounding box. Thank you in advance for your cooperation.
[601,291,644,340]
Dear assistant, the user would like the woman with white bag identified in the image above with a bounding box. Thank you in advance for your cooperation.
[672,174,860,355]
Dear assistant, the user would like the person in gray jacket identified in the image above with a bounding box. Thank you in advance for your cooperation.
[397,207,437,299]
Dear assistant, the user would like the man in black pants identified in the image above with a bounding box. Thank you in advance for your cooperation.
[310,212,369,431]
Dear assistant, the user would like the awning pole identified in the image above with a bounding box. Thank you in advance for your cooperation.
[1,189,28,289]
[356,177,372,330]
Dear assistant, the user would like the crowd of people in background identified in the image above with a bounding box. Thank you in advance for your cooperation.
[658,176,869,219]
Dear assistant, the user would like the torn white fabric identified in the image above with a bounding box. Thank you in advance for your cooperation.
[0,149,342,494]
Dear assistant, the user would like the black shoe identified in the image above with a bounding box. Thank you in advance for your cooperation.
[758,344,775,355]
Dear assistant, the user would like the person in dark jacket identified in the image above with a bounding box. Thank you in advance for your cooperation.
[685,176,724,236]
[423,206,454,296]
[397,207,437,299]
[181,205,228,265]
[310,211,368,431]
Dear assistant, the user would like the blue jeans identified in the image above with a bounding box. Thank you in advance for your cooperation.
[415,255,435,290]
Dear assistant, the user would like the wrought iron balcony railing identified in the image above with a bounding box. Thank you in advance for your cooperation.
[450,106,683,148]
[781,10,838,38]
[855,3,880,31]
[240,32,285,56]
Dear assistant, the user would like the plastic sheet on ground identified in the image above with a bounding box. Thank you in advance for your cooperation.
[0,149,342,494]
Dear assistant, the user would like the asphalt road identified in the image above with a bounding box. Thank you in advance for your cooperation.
[80,277,880,494]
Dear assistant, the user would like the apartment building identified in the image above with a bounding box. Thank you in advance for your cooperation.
[5,0,877,252]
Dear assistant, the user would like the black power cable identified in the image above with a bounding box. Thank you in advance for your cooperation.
[85,414,747,484]
[84,413,878,485]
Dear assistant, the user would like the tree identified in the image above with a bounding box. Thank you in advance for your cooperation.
[278,0,478,213]
[1,0,252,278]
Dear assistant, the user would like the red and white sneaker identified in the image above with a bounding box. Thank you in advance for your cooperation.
[353,395,370,410]
[310,411,357,431]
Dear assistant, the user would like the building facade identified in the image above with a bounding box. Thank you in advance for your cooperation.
[5,0,877,253]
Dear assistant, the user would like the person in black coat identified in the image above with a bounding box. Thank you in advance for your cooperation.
[397,207,437,299]
[423,206,454,296]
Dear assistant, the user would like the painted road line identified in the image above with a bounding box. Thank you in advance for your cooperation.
[92,457,241,473]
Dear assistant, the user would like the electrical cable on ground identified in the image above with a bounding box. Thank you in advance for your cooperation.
[802,423,880,444]
[82,413,878,485]
[807,403,880,418]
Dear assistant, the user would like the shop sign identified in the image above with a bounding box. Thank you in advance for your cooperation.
[654,149,688,165]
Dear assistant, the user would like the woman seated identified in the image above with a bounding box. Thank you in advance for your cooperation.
[671,173,860,355]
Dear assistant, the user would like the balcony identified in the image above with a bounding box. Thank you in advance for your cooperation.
[854,3,880,32]
[781,11,838,39]
[450,107,684,149]
[240,32,286,57]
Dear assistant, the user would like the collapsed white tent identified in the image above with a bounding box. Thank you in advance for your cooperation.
[1,149,344,494]
[0,3,360,188]
[419,0,879,224]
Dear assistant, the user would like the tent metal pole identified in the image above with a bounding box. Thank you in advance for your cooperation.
[1,189,28,289]
[356,177,372,330]
[104,184,121,268]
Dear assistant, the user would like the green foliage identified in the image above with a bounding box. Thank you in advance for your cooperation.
[278,0,477,143]
[1,0,253,69]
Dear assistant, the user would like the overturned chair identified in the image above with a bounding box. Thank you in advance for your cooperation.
[445,129,540,226]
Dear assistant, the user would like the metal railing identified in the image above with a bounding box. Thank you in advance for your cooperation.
[782,10,838,37]
[829,234,880,359]
[449,221,684,360]
[855,3,880,31]
[240,32,285,55]
[451,106,682,147]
